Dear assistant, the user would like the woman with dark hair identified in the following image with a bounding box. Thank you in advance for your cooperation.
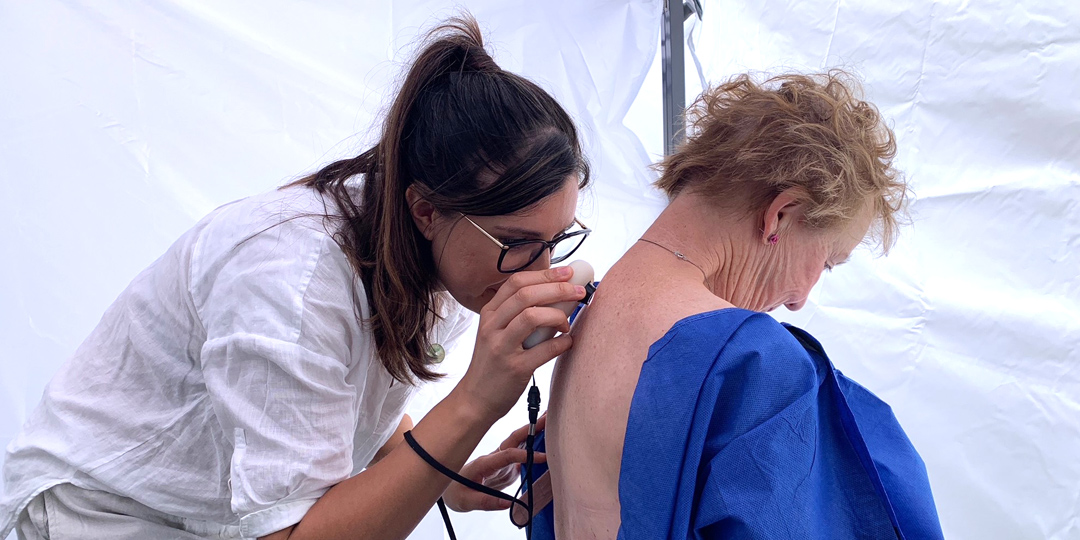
[1,16,590,540]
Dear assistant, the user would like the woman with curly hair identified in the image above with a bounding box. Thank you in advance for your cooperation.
[542,71,943,539]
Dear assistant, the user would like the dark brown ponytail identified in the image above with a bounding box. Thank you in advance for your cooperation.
[294,14,590,384]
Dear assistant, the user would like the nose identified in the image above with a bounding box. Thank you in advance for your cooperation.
[526,250,552,271]
[785,298,808,311]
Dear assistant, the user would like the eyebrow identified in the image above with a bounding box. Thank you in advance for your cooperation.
[493,226,543,238]
[493,220,576,240]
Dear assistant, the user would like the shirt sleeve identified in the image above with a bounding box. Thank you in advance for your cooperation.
[192,214,367,538]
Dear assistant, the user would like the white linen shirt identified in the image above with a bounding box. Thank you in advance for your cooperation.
[0,185,474,539]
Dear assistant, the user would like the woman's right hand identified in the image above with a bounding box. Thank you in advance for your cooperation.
[454,266,587,424]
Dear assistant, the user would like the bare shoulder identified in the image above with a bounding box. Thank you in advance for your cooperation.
[551,268,734,406]
[584,273,733,341]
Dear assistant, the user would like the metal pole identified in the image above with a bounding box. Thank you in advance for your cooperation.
[661,0,686,156]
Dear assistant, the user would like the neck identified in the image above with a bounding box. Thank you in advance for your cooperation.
[638,192,770,309]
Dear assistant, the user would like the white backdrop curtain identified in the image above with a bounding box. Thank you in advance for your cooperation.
[1,1,1076,539]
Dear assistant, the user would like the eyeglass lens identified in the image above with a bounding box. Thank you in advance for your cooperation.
[499,233,587,272]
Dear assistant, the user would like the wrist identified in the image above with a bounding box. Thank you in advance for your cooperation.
[443,387,500,433]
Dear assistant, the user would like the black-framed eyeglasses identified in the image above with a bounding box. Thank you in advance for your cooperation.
[460,214,591,273]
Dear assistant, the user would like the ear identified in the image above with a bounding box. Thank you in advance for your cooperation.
[405,184,439,241]
[761,187,808,244]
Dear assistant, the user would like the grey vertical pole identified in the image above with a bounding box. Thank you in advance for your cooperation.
[661,0,686,156]
[662,1,703,156]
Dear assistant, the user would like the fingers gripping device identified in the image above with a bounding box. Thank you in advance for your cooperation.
[522,260,596,350]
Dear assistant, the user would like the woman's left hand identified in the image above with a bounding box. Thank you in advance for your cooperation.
[443,414,547,512]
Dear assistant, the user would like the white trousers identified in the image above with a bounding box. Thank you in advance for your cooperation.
[16,483,207,540]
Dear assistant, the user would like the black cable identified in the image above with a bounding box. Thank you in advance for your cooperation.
[524,382,541,539]
[403,431,526,508]
[403,428,535,535]
[436,498,456,540]
[525,438,534,540]
[404,380,546,538]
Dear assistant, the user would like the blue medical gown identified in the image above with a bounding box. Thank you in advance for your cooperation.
[529,308,942,539]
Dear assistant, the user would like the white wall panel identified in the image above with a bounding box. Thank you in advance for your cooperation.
[2,1,1076,539]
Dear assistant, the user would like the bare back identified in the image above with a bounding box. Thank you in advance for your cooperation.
[546,248,732,539]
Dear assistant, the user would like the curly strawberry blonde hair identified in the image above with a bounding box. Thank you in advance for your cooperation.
[655,70,907,252]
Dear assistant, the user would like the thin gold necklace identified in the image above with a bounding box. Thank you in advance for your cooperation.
[637,238,709,285]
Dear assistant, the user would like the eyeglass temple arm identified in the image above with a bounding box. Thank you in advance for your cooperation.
[460,214,509,250]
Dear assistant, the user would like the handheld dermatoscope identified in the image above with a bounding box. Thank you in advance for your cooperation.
[522,259,596,350]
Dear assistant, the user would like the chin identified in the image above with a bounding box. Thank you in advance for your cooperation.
[761,301,784,313]
[454,296,482,314]
[459,288,497,314]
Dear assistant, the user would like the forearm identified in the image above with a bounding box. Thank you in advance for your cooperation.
[271,391,493,540]
[370,414,413,466]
